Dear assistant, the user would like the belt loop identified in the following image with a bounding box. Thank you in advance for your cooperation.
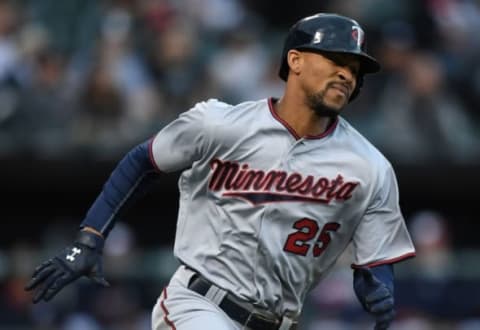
[205,285,228,306]
[172,265,197,287]
[278,316,294,330]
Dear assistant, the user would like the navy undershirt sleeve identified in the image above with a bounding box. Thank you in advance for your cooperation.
[80,140,160,236]
[370,264,394,293]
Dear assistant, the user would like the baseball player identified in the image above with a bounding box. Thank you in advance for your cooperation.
[25,13,415,330]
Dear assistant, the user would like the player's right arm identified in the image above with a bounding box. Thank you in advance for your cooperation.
[78,99,210,236]
[25,101,212,303]
[24,139,160,303]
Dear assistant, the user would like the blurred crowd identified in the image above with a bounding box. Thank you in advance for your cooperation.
[2,0,480,329]
[0,0,479,162]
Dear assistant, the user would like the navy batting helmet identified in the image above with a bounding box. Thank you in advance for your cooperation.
[279,13,380,101]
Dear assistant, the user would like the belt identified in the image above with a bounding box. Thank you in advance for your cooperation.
[187,273,297,330]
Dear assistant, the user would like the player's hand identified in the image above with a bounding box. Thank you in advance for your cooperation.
[25,230,110,303]
[354,267,395,330]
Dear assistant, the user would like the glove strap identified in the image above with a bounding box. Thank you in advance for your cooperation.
[76,230,105,252]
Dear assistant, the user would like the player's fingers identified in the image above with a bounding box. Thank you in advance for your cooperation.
[91,275,110,287]
[374,322,391,330]
[365,286,391,304]
[89,259,110,287]
[32,271,64,304]
[25,264,56,291]
[374,310,395,330]
[30,260,53,279]
[369,296,394,314]
[42,272,75,302]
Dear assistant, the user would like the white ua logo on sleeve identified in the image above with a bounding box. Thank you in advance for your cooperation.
[66,247,82,262]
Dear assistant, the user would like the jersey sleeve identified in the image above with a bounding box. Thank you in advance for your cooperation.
[150,100,211,172]
[351,165,416,268]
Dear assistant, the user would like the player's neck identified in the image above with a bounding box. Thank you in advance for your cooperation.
[274,97,333,137]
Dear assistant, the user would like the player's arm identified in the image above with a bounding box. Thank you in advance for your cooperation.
[24,101,211,303]
[353,264,394,330]
[351,165,415,329]
[81,226,103,237]
[25,139,161,303]
[79,139,160,236]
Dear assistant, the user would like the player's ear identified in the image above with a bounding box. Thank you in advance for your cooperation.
[287,49,302,77]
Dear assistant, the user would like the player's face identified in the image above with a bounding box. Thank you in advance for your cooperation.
[299,51,360,117]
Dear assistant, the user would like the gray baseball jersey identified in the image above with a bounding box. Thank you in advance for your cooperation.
[150,98,415,317]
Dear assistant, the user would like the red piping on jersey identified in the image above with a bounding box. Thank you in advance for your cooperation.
[350,252,416,269]
[160,287,176,330]
[268,97,338,140]
[148,135,163,173]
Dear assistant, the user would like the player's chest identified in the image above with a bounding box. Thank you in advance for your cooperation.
[206,138,370,209]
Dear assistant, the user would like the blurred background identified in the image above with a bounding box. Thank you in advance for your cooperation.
[1,0,480,329]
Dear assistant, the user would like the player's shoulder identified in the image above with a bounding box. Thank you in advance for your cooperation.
[191,98,268,119]
[337,117,392,169]
[192,98,232,111]
[196,98,266,110]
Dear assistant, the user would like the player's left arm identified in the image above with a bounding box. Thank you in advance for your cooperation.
[351,164,416,329]
[353,264,395,330]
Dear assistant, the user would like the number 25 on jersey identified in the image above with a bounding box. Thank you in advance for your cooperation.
[283,218,340,257]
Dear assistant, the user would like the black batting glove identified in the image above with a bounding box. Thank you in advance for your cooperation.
[25,230,110,303]
[354,267,395,330]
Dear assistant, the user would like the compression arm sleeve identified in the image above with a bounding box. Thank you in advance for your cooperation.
[368,264,394,293]
[80,139,160,237]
